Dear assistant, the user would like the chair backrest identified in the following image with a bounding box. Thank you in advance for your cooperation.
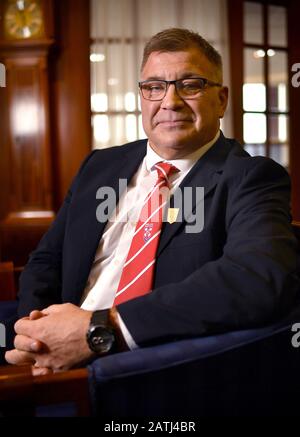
[0,262,16,300]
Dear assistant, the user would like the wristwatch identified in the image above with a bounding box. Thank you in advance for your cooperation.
[86,309,115,355]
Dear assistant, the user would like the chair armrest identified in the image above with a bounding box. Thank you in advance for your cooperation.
[0,365,90,416]
[88,320,292,383]
[87,319,300,416]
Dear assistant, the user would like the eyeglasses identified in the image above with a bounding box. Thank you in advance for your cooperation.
[138,77,222,101]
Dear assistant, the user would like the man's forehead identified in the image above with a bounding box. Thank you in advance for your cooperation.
[141,49,214,78]
[144,48,208,63]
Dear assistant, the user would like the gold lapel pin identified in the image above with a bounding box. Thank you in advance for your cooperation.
[167,208,179,224]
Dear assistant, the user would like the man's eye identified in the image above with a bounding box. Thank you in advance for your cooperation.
[145,83,164,92]
[182,81,201,91]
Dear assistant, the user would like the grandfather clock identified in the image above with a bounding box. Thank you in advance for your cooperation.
[0,0,55,266]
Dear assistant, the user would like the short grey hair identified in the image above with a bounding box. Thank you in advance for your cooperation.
[141,27,223,79]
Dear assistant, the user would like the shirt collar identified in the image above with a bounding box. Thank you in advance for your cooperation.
[145,130,220,174]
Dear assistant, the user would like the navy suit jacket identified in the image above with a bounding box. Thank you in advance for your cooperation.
[18,132,300,346]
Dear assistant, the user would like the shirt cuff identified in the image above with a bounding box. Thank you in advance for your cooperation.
[117,313,138,350]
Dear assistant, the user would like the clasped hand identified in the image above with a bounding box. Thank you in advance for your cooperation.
[5,303,93,374]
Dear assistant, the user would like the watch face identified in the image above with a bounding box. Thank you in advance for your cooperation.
[87,326,115,354]
[4,0,45,40]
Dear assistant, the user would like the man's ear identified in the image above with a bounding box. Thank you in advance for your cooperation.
[218,86,229,119]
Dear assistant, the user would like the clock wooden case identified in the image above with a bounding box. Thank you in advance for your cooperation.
[0,0,56,266]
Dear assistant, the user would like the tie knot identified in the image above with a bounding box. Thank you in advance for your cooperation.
[154,162,179,182]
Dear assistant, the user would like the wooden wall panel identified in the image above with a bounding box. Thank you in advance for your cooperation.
[288,0,300,222]
[51,0,91,208]
[227,0,244,145]
[0,62,9,223]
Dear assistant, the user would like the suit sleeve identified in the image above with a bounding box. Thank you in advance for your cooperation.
[17,151,97,317]
[117,158,300,346]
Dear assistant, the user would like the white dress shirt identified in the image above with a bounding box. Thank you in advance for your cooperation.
[80,131,220,348]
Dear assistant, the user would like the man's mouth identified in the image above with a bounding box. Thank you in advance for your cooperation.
[157,119,192,125]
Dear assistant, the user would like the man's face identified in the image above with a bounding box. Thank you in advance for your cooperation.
[140,48,228,159]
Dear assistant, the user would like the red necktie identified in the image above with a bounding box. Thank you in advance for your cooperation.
[114,162,179,305]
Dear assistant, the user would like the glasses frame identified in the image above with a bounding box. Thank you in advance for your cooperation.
[138,77,223,101]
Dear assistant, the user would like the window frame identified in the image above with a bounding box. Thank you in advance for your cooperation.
[227,0,300,221]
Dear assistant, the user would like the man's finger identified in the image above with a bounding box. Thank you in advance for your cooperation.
[14,318,35,336]
[31,366,53,376]
[14,334,44,352]
[29,310,45,320]
[5,349,36,365]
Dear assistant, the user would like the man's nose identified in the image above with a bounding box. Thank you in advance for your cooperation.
[161,83,185,109]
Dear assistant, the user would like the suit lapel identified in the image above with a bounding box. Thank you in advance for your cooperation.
[157,133,232,256]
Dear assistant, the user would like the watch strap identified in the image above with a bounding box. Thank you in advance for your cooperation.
[91,309,111,328]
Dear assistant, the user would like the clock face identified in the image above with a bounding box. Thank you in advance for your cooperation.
[4,0,45,40]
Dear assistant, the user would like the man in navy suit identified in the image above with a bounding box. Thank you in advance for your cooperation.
[5,28,299,373]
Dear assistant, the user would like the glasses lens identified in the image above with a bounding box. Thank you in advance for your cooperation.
[141,81,166,100]
[177,79,206,97]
